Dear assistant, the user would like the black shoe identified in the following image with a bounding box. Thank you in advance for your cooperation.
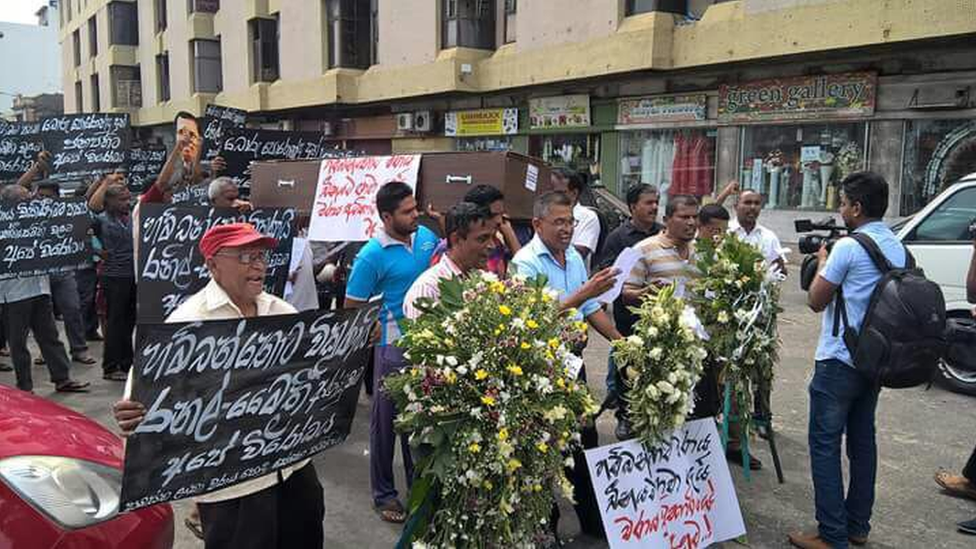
[726,447,763,470]
[960,517,976,535]
[0,363,12,372]
[615,418,635,441]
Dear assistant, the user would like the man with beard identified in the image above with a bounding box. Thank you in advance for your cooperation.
[344,181,439,524]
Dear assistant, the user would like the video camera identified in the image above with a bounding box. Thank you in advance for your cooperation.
[795,218,850,291]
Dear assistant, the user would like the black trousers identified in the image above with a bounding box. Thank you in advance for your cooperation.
[553,364,605,538]
[197,463,325,549]
[102,276,136,374]
[964,444,976,484]
[2,296,71,391]
[75,267,99,336]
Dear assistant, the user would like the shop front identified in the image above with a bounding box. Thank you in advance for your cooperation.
[616,93,717,206]
[901,118,976,215]
[445,107,520,152]
[719,72,877,212]
[527,95,604,186]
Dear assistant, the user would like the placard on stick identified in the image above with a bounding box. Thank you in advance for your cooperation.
[307,155,421,242]
[120,305,380,512]
[585,419,746,548]
[0,198,93,280]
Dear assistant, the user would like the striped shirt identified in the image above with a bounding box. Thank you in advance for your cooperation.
[403,255,464,320]
[624,233,699,297]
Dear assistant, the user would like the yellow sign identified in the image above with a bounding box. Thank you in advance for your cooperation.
[445,108,519,137]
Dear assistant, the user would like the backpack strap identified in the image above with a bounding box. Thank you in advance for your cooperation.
[848,233,894,273]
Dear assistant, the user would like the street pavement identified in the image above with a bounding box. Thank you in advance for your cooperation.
[1,279,974,548]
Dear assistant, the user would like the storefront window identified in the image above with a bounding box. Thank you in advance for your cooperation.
[530,133,600,186]
[619,129,716,201]
[457,136,513,152]
[739,123,867,211]
[901,119,976,216]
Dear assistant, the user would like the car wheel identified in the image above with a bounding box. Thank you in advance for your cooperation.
[935,358,976,397]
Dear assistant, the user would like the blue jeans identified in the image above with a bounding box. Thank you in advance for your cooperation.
[808,359,881,548]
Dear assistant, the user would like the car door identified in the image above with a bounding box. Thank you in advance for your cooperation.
[901,184,976,311]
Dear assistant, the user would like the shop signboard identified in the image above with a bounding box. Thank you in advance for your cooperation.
[719,72,876,123]
[529,94,591,129]
[445,108,519,137]
[617,94,708,125]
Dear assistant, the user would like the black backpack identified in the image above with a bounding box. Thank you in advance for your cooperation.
[833,233,946,388]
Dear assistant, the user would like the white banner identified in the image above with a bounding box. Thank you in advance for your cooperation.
[585,419,746,549]
[308,155,422,242]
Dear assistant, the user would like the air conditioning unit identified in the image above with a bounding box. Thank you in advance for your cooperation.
[413,111,432,132]
[396,113,414,131]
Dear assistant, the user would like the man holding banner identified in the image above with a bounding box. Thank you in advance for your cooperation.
[113,223,324,549]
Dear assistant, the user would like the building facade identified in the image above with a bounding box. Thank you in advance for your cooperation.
[58,0,976,236]
[1,1,61,116]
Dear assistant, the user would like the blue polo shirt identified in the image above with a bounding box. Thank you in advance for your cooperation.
[815,221,906,367]
[346,225,438,345]
[510,236,600,320]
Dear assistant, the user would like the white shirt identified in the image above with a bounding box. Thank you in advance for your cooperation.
[729,219,786,271]
[403,255,464,320]
[285,239,319,312]
[572,203,600,259]
[124,279,308,504]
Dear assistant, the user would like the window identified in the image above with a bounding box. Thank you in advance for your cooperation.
[627,0,670,15]
[156,53,170,101]
[503,0,516,44]
[326,0,376,70]
[154,0,167,32]
[739,123,868,211]
[111,66,142,108]
[909,187,976,242]
[442,0,495,50]
[192,39,222,93]
[90,73,100,112]
[109,1,139,45]
[74,81,83,112]
[619,129,717,199]
[88,16,98,57]
[187,0,219,13]
[901,119,976,215]
[249,17,279,82]
[72,29,81,66]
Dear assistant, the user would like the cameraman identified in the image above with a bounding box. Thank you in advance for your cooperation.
[790,172,906,549]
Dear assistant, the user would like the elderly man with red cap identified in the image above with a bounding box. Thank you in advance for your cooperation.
[112,223,324,549]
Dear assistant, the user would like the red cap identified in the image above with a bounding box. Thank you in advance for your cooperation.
[199,223,278,260]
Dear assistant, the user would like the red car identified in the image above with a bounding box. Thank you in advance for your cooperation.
[0,385,173,549]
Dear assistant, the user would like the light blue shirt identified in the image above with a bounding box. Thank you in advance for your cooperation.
[815,221,907,366]
[510,236,600,319]
[0,275,50,304]
[345,225,439,345]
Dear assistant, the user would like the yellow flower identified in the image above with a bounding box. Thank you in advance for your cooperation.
[410,369,421,377]
[498,428,509,441]
[498,305,512,316]
[475,369,488,380]
[526,319,539,329]
[556,378,566,389]
[548,338,560,349]
[483,480,494,490]
[533,484,543,492]
[536,442,549,453]
[444,371,457,384]
[541,292,553,303]
[507,458,522,472]
[468,443,481,453]
[520,342,531,350]
[507,364,523,376]
[481,395,496,406]
[490,281,506,294]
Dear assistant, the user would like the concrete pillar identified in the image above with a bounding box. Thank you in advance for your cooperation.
[716,125,740,193]
[868,120,905,218]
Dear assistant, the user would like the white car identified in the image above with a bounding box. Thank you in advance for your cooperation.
[897,171,976,395]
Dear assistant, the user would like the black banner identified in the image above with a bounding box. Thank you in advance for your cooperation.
[120,305,380,512]
[170,183,210,206]
[137,203,297,323]
[0,121,42,182]
[126,145,167,194]
[0,197,92,280]
[201,104,247,162]
[218,128,343,194]
[40,114,130,184]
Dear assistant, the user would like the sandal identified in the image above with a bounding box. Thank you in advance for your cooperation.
[184,517,204,540]
[72,355,97,365]
[34,357,46,366]
[373,499,407,524]
[55,380,90,393]
[0,363,12,372]
[103,371,128,382]
[935,470,976,501]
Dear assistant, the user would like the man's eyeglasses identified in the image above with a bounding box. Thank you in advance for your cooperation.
[546,217,578,229]
[215,249,271,265]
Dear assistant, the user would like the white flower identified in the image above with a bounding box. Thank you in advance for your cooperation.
[667,372,677,384]
[647,326,659,338]
[511,317,526,329]
[649,347,663,360]
[626,334,644,346]
[457,364,468,375]
[717,311,730,324]
[445,356,458,367]
[656,380,675,394]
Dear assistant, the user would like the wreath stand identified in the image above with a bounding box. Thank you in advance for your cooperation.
[720,383,785,484]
